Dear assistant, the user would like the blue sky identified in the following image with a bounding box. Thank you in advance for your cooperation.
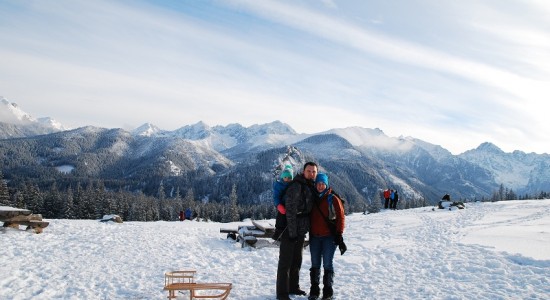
[0,0,548,155]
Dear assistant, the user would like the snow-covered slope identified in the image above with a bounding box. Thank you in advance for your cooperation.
[460,142,550,192]
[1,199,548,299]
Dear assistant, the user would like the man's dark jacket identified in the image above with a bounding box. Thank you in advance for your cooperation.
[283,173,317,239]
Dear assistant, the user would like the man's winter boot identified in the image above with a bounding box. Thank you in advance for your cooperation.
[308,267,321,300]
[321,269,334,300]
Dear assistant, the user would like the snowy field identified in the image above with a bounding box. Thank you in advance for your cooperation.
[1,200,549,300]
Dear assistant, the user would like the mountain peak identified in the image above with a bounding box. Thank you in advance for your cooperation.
[476,142,504,153]
[0,97,35,125]
[133,123,162,137]
[192,121,211,130]
[0,97,67,138]
[248,120,296,135]
[173,121,212,139]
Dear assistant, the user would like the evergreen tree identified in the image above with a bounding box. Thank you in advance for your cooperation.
[228,183,240,222]
[73,182,84,219]
[183,188,194,212]
[498,184,505,201]
[11,190,25,208]
[116,188,130,221]
[174,186,181,200]
[43,182,63,218]
[157,182,166,200]
[159,198,173,221]
[24,182,43,213]
[506,188,517,200]
[78,181,96,219]
[94,180,107,219]
[128,192,146,221]
[147,196,160,221]
[368,189,383,213]
[0,171,10,206]
[63,186,76,219]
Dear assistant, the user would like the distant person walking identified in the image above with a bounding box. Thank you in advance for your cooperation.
[383,189,390,209]
[390,190,399,210]
[185,208,193,220]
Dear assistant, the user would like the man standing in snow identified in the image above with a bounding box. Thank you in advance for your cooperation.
[276,162,319,300]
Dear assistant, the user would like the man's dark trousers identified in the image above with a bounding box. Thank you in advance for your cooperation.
[276,231,305,298]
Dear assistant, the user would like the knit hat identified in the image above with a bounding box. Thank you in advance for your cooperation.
[315,173,329,188]
[280,165,294,180]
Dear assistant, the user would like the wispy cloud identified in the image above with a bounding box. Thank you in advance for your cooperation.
[0,0,548,154]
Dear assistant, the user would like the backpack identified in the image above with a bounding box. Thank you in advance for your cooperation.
[327,190,345,221]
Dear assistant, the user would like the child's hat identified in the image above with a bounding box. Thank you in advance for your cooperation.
[280,164,293,180]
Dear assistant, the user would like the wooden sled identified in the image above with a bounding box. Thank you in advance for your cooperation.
[164,270,232,300]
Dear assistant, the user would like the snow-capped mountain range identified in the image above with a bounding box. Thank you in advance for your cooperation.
[0,96,67,137]
[1,98,548,206]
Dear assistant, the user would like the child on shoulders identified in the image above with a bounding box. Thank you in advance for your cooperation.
[272,164,293,240]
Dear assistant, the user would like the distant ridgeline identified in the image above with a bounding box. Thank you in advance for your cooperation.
[0,122,549,222]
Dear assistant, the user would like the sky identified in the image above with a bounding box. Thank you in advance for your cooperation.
[1,199,549,299]
[0,0,549,155]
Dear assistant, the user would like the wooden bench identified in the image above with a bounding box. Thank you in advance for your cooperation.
[0,206,49,233]
[163,270,232,300]
[221,219,311,249]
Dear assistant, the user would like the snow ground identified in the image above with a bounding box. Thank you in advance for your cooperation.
[1,200,549,299]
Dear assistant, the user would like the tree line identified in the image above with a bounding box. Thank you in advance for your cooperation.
[0,171,273,222]
[2,171,547,222]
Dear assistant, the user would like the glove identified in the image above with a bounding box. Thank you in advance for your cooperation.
[335,235,347,255]
[334,235,343,246]
[338,240,347,255]
[277,204,286,215]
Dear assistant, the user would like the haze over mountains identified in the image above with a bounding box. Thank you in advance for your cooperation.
[1,97,549,209]
[0,97,67,137]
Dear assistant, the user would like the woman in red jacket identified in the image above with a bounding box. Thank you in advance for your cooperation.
[308,173,345,300]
